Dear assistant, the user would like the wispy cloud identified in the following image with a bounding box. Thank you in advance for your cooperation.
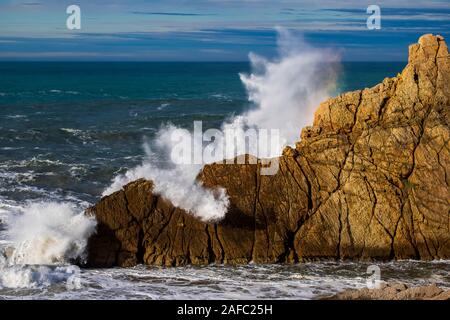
[131,11,216,17]
[280,8,296,15]
[20,2,42,6]
[322,7,450,15]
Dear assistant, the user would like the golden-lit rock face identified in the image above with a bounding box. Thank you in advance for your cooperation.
[87,34,450,267]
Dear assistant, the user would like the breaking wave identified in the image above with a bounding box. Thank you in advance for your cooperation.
[104,28,338,221]
[0,202,96,289]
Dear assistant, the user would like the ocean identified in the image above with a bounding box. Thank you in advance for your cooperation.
[1,61,449,299]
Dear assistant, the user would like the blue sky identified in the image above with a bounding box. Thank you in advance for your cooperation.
[0,0,449,61]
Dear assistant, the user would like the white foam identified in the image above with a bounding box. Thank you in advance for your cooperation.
[157,103,170,110]
[103,125,229,222]
[60,128,83,134]
[5,115,27,119]
[0,264,82,290]
[6,202,96,265]
[0,201,96,289]
[2,260,447,299]
[239,27,337,148]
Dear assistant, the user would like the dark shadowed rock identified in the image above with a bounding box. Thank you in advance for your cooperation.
[87,34,450,267]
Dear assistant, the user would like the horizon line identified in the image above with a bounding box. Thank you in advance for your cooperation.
[0,60,408,63]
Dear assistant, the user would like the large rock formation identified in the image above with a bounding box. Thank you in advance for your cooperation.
[87,34,450,267]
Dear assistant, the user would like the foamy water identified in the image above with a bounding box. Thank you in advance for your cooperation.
[0,201,448,299]
[1,197,448,299]
[0,260,449,300]
[0,200,96,290]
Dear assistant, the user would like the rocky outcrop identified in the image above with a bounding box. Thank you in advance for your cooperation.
[329,283,450,300]
[87,34,450,267]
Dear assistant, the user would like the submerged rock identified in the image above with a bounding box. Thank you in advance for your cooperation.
[87,34,450,267]
[329,283,450,300]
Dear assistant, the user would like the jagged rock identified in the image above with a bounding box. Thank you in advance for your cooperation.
[87,34,450,267]
[329,283,450,300]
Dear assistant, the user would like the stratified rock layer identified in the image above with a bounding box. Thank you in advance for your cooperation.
[87,34,450,267]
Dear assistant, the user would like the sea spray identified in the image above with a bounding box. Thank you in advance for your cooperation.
[7,202,96,265]
[103,125,230,222]
[0,201,96,289]
[104,28,338,221]
[239,27,338,147]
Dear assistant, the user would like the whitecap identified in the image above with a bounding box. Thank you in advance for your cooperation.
[4,115,27,119]
[0,201,96,290]
[60,128,83,135]
[0,147,24,151]
[157,103,170,110]
[60,128,92,142]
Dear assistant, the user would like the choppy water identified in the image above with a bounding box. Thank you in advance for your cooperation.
[1,261,449,300]
[3,61,446,300]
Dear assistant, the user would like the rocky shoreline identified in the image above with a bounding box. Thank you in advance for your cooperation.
[86,34,450,268]
[328,283,450,300]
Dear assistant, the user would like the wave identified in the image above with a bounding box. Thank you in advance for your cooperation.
[157,103,170,110]
[2,260,448,299]
[4,115,27,120]
[60,128,92,142]
[0,201,96,289]
[0,147,24,151]
[104,28,338,222]
[0,157,64,170]
[239,27,337,146]
[60,128,83,134]
[103,125,230,221]
[0,263,82,290]
[210,93,232,101]
[48,90,79,95]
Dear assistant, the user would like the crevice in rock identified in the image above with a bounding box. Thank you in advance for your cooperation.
[214,224,225,263]
[337,197,343,259]
[136,228,145,264]
[249,165,260,262]
[205,225,216,263]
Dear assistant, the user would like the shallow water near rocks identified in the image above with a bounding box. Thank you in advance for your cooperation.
[1,261,449,299]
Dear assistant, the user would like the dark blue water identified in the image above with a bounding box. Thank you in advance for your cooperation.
[0,62,405,205]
